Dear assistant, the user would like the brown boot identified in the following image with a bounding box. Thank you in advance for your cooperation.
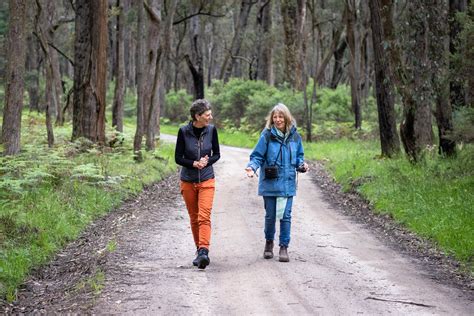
[263,240,274,259]
[279,246,289,262]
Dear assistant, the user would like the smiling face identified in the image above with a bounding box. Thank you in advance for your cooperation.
[194,110,213,127]
[272,111,286,132]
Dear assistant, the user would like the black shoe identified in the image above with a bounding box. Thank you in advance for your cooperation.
[192,249,199,266]
[196,247,210,269]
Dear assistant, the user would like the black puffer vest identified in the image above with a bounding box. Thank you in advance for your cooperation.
[179,122,215,183]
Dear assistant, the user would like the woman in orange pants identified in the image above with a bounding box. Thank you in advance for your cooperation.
[175,99,220,269]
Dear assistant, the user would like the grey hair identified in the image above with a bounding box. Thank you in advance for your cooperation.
[265,103,296,132]
[190,99,212,121]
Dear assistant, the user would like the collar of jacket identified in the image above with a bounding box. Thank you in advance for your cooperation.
[184,121,210,138]
[270,125,297,143]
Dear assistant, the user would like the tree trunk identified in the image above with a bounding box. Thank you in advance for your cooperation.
[281,0,306,90]
[346,0,362,129]
[26,34,40,112]
[369,0,400,157]
[35,0,59,147]
[401,3,434,160]
[173,23,186,91]
[186,5,204,100]
[220,0,254,83]
[315,7,347,85]
[430,0,456,156]
[44,74,55,148]
[255,0,273,85]
[381,0,433,161]
[142,0,162,151]
[133,0,146,159]
[206,22,215,87]
[449,0,467,108]
[185,55,204,99]
[123,0,135,88]
[50,44,62,124]
[2,0,27,155]
[359,1,372,103]
[72,0,108,144]
[144,0,178,151]
[40,0,62,124]
[112,0,125,132]
[330,38,347,89]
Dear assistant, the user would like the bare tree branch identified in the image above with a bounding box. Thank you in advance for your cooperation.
[48,41,74,66]
[365,297,435,308]
[173,10,226,25]
[144,0,161,23]
[52,16,75,31]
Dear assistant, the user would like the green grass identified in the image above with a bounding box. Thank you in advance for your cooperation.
[0,113,177,301]
[74,270,105,296]
[159,123,180,136]
[305,139,474,269]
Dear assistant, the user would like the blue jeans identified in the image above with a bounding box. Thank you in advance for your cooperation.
[263,196,293,247]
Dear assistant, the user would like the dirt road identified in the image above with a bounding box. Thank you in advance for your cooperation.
[92,138,472,315]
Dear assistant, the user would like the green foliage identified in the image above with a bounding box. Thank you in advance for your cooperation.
[162,80,379,139]
[312,121,378,141]
[0,145,74,199]
[0,113,177,301]
[159,122,180,135]
[218,129,261,149]
[104,80,137,118]
[74,270,105,296]
[451,3,474,105]
[164,89,193,123]
[304,139,474,269]
[208,78,271,127]
[451,103,474,143]
[207,79,376,136]
[124,91,137,118]
[315,85,352,122]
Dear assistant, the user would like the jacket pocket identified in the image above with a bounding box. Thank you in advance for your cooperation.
[289,142,297,166]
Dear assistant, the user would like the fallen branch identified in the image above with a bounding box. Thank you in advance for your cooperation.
[365,296,435,308]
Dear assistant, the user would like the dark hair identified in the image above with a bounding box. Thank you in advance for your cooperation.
[190,99,211,121]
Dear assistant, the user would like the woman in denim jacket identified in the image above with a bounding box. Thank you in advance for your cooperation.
[245,103,309,262]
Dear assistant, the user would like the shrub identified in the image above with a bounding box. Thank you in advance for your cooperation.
[163,89,193,123]
[208,78,270,128]
[315,85,352,122]
[451,106,474,143]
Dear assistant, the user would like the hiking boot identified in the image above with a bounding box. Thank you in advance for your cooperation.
[196,247,210,269]
[279,246,289,262]
[263,240,274,259]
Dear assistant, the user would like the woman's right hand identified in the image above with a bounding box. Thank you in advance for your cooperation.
[245,167,255,178]
[193,155,209,169]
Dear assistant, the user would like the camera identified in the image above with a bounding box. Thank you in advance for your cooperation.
[264,166,279,179]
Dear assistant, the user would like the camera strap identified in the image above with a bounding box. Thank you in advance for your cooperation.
[267,140,283,167]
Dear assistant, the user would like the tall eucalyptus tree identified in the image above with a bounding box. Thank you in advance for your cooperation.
[2,0,27,155]
[72,0,108,143]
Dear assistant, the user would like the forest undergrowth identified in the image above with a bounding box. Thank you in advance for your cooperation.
[0,113,176,301]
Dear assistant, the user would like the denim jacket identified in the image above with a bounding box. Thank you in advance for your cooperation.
[247,125,304,196]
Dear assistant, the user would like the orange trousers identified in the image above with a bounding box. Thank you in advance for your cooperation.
[180,178,215,250]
